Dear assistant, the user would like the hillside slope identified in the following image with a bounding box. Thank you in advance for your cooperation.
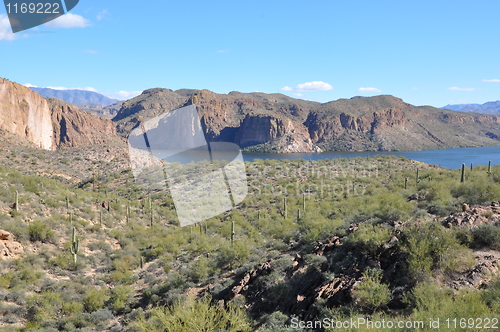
[114,89,500,152]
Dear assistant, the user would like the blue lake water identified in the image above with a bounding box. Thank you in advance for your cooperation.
[242,145,500,169]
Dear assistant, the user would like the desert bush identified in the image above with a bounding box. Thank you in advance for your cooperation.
[471,224,500,250]
[83,287,110,313]
[401,221,474,281]
[28,220,55,243]
[345,221,391,256]
[131,295,252,332]
[409,282,492,327]
[353,268,391,310]
[189,255,212,283]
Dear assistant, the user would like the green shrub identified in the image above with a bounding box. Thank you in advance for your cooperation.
[131,295,252,332]
[28,220,55,243]
[83,287,110,313]
[352,268,391,310]
[471,224,500,249]
[401,221,474,280]
[409,282,492,326]
[189,256,212,283]
[110,285,133,314]
[345,222,391,256]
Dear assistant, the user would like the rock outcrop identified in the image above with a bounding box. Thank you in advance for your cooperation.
[0,79,123,150]
[443,202,500,228]
[0,78,53,149]
[49,98,120,148]
[0,230,24,260]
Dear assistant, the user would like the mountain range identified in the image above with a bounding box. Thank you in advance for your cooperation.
[113,88,500,153]
[1,78,500,153]
[29,87,119,107]
[442,100,500,114]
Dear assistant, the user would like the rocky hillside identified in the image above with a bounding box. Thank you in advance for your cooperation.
[0,79,124,150]
[0,78,53,150]
[48,98,123,149]
[114,89,500,153]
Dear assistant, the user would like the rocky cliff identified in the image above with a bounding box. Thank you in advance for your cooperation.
[114,88,322,153]
[0,78,53,149]
[48,98,120,149]
[0,78,123,150]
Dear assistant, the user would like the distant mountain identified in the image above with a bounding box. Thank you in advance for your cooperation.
[30,87,119,107]
[113,88,500,153]
[442,100,500,114]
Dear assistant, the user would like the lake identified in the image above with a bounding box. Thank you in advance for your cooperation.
[242,145,500,169]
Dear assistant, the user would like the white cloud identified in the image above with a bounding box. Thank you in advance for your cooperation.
[448,87,476,91]
[296,81,333,91]
[84,50,99,54]
[45,86,98,92]
[281,81,333,92]
[44,13,90,29]
[357,87,382,93]
[0,14,17,41]
[483,79,500,83]
[97,10,108,21]
[217,49,229,53]
[293,93,304,97]
[24,83,38,88]
[111,90,143,100]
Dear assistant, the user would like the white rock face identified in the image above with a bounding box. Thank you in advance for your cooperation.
[0,78,54,150]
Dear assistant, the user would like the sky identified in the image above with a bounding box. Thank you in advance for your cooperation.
[1,0,499,107]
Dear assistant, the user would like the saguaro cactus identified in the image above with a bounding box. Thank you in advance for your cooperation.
[404,177,408,189]
[461,163,465,183]
[70,227,80,267]
[14,190,19,212]
[231,220,235,244]
[126,203,130,224]
[488,160,492,174]
[283,197,288,219]
[140,256,144,269]
[416,168,420,184]
[66,195,69,209]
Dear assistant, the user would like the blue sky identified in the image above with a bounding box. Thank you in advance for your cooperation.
[1,0,499,107]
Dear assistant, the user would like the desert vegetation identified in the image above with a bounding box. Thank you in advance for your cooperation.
[0,147,499,331]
